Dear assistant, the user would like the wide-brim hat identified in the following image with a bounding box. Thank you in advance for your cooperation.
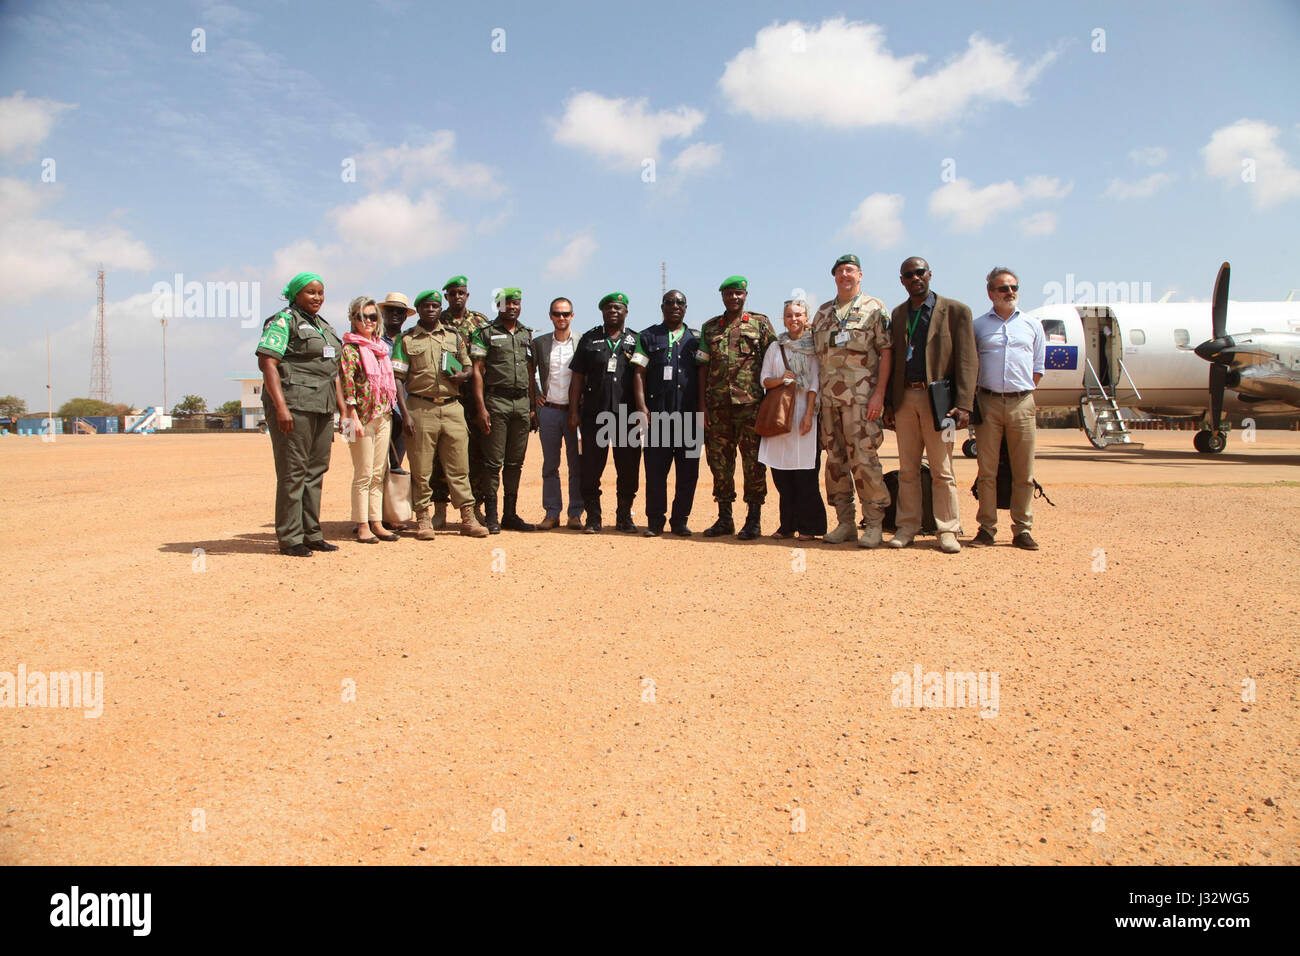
[378,292,416,316]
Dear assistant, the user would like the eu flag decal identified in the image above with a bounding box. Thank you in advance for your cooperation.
[1045,345,1078,370]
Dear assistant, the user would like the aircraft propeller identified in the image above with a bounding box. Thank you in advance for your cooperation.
[1191,261,1232,453]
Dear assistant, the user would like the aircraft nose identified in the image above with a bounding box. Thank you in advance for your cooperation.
[1194,334,1234,361]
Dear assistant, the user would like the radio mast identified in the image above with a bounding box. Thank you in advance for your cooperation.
[89,266,112,402]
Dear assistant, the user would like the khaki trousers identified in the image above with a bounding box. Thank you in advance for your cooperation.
[347,411,391,523]
[974,391,1036,536]
[408,398,472,512]
[895,388,960,535]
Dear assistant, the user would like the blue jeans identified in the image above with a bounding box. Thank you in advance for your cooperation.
[538,404,584,518]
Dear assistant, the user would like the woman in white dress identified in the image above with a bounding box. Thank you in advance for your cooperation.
[758,298,827,539]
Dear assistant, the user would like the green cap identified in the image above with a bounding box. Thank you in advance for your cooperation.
[598,292,628,309]
[718,275,748,291]
[442,275,468,290]
[832,254,861,274]
[496,287,522,306]
[413,289,442,307]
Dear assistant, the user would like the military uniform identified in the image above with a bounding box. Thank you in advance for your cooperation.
[637,322,701,533]
[470,316,535,525]
[571,325,646,529]
[391,322,473,516]
[695,310,775,505]
[431,308,491,506]
[255,304,343,549]
[812,293,893,535]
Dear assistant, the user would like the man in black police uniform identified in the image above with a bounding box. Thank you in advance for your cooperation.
[632,289,701,537]
[568,292,648,534]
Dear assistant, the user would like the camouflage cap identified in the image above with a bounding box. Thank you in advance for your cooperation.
[832,254,861,274]
[718,275,748,291]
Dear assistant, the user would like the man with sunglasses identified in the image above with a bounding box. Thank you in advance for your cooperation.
[532,297,584,529]
[883,257,976,554]
[970,267,1045,551]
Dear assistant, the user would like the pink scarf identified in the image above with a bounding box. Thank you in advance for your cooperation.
[343,332,397,409]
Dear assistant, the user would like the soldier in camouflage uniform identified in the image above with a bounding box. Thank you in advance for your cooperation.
[812,254,894,547]
[430,275,492,527]
[695,275,776,539]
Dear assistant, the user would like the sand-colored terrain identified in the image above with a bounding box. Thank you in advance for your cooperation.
[1,428,1297,864]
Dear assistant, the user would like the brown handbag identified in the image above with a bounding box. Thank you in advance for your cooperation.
[754,345,797,437]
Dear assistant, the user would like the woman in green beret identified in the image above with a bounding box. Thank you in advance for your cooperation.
[255,272,347,557]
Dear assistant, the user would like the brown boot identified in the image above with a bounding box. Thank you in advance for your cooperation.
[431,501,447,530]
[415,509,436,541]
[459,504,489,538]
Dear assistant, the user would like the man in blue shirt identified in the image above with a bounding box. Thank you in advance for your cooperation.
[970,267,1045,550]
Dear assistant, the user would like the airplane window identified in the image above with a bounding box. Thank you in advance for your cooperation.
[1040,319,1066,341]
[1173,328,1190,347]
[1130,329,1146,345]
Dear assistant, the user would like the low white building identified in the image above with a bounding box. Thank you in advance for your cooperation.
[230,373,266,429]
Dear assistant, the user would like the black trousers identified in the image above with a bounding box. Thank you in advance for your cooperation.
[643,445,700,530]
[580,418,640,517]
[770,449,827,536]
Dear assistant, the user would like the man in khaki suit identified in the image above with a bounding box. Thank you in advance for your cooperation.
[883,257,977,554]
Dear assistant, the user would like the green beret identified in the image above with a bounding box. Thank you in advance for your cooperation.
[832,254,861,274]
[598,292,628,309]
[718,275,748,291]
[442,275,468,290]
[413,289,442,307]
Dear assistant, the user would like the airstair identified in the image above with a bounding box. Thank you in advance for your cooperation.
[1079,358,1143,449]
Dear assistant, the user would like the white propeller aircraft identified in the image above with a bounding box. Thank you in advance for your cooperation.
[990,262,1300,454]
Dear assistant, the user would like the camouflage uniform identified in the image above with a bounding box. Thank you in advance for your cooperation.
[695,311,775,503]
[431,308,491,504]
[812,294,892,524]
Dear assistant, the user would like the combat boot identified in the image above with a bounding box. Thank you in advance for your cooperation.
[823,501,857,543]
[500,494,535,532]
[702,501,734,537]
[857,523,883,549]
[484,494,501,534]
[615,495,637,533]
[474,498,487,525]
[459,504,489,538]
[736,502,762,540]
[431,501,447,530]
[415,509,437,542]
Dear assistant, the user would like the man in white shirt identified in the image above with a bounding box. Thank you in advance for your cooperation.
[532,297,584,529]
[970,267,1045,550]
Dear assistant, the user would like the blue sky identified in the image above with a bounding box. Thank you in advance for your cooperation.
[1,0,1298,411]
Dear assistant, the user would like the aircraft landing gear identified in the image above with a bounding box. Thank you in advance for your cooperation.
[1194,429,1226,454]
[962,438,978,459]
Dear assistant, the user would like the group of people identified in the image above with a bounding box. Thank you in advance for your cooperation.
[255,256,1046,557]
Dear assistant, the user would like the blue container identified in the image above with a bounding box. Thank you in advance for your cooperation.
[17,416,62,435]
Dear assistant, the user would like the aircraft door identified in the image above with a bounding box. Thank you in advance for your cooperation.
[1081,307,1121,392]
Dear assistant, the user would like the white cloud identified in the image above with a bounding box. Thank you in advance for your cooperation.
[1020,211,1057,236]
[842,193,905,249]
[333,191,465,265]
[671,142,723,176]
[719,18,1055,129]
[928,175,1071,232]
[0,91,75,158]
[1203,118,1300,209]
[553,91,705,169]
[544,234,598,280]
[1129,146,1168,167]
[356,131,504,196]
[0,178,153,306]
[1103,172,1175,200]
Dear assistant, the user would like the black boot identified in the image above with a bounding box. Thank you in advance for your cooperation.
[584,508,602,534]
[500,494,534,532]
[484,494,501,534]
[669,520,692,537]
[703,501,734,537]
[615,495,637,533]
[736,502,762,540]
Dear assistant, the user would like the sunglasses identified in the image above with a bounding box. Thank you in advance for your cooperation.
[994,285,1019,293]
[360,313,379,322]
[901,269,929,280]
[550,310,573,317]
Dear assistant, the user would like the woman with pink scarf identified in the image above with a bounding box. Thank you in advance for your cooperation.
[341,296,407,542]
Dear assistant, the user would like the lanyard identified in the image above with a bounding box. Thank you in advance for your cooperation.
[836,294,860,331]
[907,306,924,343]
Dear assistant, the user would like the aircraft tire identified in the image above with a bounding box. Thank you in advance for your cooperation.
[962,438,977,459]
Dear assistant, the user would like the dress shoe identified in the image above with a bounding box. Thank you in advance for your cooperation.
[566,515,584,530]
[304,539,339,552]
[670,521,692,537]
[1012,532,1039,551]
[583,520,602,535]
[968,529,996,547]
[537,516,560,531]
[279,543,313,557]
[887,533,914,549]
[938,532,961,554]
[643,527,662,537]
[355,530,380,544]
[501,513,536,532]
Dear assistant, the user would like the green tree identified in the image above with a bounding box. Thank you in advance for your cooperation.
[216,399,243,418]
[0,395,28,419]
[172,395,207,417]
[57,398,117,417]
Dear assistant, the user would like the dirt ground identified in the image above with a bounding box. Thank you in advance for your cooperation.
[1,427,1297,865]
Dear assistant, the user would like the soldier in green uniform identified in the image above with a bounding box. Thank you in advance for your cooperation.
[470,288,538,533]
[430,275,492,528]
[255,272,346,557]
[695,275,776,540]
[391,290,489,540]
